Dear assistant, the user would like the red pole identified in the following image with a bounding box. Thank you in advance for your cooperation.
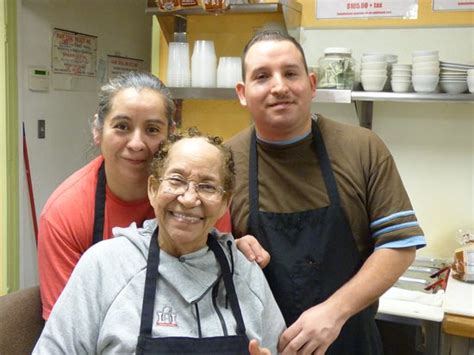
[23,122,38,245]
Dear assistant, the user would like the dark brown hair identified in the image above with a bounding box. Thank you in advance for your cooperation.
[241,30,309,80]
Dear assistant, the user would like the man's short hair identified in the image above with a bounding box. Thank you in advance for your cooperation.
[241,30,309,80]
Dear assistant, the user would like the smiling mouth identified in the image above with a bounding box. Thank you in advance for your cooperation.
[268,101,293,108]
[170,211,203,224]
[124,158,146,165]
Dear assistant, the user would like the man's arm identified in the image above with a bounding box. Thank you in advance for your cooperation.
[279,247,415,355]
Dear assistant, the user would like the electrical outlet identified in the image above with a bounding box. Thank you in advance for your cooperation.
[38,119,45,139]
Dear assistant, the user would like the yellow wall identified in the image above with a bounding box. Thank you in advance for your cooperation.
[0,0,6,295]
[158,12,285,138]
[1,0,19,295]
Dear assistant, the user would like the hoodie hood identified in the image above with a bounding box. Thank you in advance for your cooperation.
[111,219,236,304]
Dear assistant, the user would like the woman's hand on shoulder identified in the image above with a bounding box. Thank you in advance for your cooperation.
[235,235,270,268]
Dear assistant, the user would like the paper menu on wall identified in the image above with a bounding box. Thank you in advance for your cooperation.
[316,0,418,19]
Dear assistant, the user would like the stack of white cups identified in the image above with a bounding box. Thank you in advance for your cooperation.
[217,57,242,88]
[468,69,474,93]
[166,42,191,87]
[191,40,217,88]
[412,50,439,93]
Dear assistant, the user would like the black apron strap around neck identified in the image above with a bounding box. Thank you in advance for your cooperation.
[207,236,246,336]
[92,161,106,245]
[139,228,160,336]
[248,130,259,236]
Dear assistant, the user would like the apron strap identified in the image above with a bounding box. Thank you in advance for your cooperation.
[310,119,341,206]
[207,236,247,336]
[92,161,106,245]
[248,129,259,237]
[139,228,160,336]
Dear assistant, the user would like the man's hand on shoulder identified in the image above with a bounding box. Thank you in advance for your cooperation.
[235,235,271,268]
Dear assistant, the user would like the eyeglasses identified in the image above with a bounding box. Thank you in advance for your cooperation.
[159,176,225,202]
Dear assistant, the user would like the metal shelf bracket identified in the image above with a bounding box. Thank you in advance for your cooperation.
[354,100,373,130]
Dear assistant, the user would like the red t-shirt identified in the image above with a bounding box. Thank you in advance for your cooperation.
[38,156,231,319]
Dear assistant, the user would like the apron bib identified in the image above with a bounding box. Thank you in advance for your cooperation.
[136,229,250,355]
[248,120,383,355]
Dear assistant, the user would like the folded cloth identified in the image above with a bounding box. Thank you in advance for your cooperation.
[381,287,445,307]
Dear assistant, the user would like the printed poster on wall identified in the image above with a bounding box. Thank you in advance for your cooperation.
[316,0,418,19]
[433,0,474,11]
[107,55,144,80]
[52,28,97,77]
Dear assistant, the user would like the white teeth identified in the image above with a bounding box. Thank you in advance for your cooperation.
[172,212,202,223]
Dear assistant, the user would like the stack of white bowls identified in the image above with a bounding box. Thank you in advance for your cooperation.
[384,54,398,91]
[439,62,469,94]
[361,54,387,91]
[468,69,474,93]
[391,64,412,92]
[412,50,439,93]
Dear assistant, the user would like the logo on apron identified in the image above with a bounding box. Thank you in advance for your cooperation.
[156,305,178,327]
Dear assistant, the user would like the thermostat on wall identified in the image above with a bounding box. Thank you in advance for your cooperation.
[28,66,50,92]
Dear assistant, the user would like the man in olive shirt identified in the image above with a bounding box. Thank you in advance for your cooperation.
[227,31,426,355]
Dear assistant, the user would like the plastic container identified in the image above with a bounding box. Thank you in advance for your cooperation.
[318,47,356,89]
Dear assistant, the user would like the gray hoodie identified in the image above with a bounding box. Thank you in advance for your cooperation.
[34,219,286,354]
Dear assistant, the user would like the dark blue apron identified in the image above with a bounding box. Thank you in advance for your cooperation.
[136,228,250,355]
[248,119,383,354]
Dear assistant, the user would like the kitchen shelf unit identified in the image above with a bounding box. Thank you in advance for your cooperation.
[168,87,474,129]
[145,0,302,42]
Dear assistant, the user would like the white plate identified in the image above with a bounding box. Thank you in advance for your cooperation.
[440,71,467,76]
[440,61,474,70]
[440,76,467,80]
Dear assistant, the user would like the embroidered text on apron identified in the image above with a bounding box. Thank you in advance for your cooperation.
[136,228,250,355]
[248,119,383,354]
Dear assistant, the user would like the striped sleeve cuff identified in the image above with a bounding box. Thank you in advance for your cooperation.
[375,235,426,250]
[370,210,426,250]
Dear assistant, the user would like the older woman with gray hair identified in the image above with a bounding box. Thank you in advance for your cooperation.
[37,72,231,321]
[34,128,286,354]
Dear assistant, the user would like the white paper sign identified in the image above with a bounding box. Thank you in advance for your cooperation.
[317,0,418,19]
[433,0,474,11]
[107,55,144,80]
[52,29,97,77]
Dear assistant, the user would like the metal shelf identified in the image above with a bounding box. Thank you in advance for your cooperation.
[168,87,474,129]
[351,91,474,103]
[170,87,237,100]
[146,0,301,16]
[169,87,474,103]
